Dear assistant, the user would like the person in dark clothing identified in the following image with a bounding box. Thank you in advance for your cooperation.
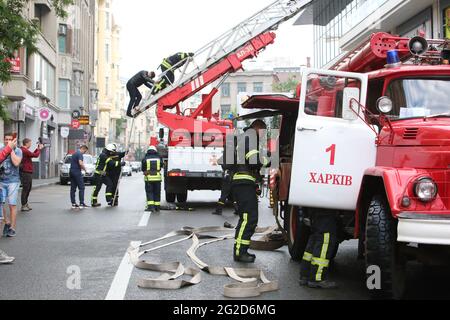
[126,70,156,117]
[106,149,126,207]
[299,209,338,289]
[152,52,194,95]
[70,145,89,210]
[19,138,44,212]
[91,145,115,207]
[142,146,163,212]
[212,143,238,216]
[228,120,270,263]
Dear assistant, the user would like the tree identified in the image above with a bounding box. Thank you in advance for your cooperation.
[272,76,299,94]
[0,0,73,120]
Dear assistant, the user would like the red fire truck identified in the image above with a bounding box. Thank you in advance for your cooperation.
[242,32,450,299]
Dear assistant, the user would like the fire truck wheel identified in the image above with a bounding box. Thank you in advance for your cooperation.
[177,192,188,203]
[284,205,311,262]
[165,192,176,203]
[365,195,407,300]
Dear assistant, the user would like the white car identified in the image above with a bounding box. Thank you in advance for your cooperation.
[122,162,132,177]
[59,154,96,185]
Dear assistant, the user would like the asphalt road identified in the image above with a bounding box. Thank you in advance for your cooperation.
[0,175,449,300]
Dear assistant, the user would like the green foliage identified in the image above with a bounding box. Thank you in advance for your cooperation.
[115,118,127,138]
[272,76,299,93]
[0,0,73,120]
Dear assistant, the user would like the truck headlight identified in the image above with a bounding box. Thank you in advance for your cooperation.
[414,178,437,202]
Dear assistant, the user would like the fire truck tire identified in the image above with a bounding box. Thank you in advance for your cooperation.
[166,192,176,203]
[177,192,188,203]
[284,205,311,262]
[365,195,406,300]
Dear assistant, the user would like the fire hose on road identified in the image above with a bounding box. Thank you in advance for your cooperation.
[127,225,286,298]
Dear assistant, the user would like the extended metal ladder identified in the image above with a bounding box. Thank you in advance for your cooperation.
[135,0,312,115]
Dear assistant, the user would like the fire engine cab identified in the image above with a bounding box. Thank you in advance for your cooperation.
[243,32,450,299]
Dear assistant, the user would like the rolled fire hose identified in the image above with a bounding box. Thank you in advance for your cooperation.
[128,225,285,298]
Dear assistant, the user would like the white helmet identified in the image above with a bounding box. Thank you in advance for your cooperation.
[148,146,157,152]
[106,144,117,152]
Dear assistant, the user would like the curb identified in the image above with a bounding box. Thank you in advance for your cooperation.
[31,181,60,190]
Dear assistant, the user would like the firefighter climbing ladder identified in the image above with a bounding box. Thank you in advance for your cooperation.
[133,0,311,117]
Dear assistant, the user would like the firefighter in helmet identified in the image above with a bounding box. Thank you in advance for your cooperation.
[152,52,195,95]
[142,144,163,212]
[229,120,271,263]
[91,144,116,207]
[105,145,126,207]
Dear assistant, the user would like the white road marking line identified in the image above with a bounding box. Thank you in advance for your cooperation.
[138,212,151,227]
[105,241,141,300]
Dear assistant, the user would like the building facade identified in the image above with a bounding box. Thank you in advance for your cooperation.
[1,0,96,179]
[212,70,275,119]
[95,0,123,151]
[296,0,450,68]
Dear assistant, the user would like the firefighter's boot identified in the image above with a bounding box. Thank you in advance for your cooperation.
[233,246,256,263]
[92,202,101,208]
[212,207,223,216]
[308,280,338,289]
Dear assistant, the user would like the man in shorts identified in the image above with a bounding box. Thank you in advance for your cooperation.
[1,133,23,238]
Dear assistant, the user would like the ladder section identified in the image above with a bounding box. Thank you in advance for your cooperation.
[136,0,312,114]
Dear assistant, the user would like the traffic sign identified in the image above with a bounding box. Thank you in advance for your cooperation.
[72,110,81,119]
[79,115,90,125]
[71,119,80,129]
[38,107,51,122]
[61,127,70,138]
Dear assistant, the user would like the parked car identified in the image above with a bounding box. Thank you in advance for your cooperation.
[122,162,132,177]
[59,154,96,185]
[131,161,141,172]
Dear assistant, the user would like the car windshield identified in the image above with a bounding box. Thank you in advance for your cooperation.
[386,78,450,120]
[64,155,93,165]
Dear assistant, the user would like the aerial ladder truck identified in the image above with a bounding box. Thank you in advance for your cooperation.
[132,0,312,203]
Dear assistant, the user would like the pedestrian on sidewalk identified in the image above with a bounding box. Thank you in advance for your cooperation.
[1,133,23,238]
[0,137,18,263]
[20,138,44,212]
[69,145,89,210]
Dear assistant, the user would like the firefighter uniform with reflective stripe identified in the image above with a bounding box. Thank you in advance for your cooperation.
[91,149,110,206]
[230,132,270,261]
[105,152,125,206]
[142,148,163,211]
[152,52,193,95]
[300,209,338,287]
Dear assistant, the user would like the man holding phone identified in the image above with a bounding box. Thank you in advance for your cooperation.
[20,138,44,212]
[0,133,23,238]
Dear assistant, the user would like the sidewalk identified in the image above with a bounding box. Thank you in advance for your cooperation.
[31,178,60,190]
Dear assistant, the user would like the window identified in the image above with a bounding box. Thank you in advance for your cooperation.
[221,105,231,119]
[253,82,263,93]
[34,54,56,101]
[237,82,247,93]
[105,77,109,95]
[106,12,110,30]
[58,79,70,109]
[58,24,67,53]
[105,44,110,63]
[221,83,230,97]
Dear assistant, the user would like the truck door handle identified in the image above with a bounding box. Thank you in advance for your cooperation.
[297,127,318,132]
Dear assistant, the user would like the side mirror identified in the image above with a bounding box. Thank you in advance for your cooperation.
[376,97,393,114]
[342,87,360,121]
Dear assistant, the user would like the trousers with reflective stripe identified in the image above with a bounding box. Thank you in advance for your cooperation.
[300,210,338,283]
[145,181,161,209]
[232,184,258,256]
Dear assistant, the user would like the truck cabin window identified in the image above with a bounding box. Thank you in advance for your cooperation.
[304,75,361,119]
[385,78,450,119]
